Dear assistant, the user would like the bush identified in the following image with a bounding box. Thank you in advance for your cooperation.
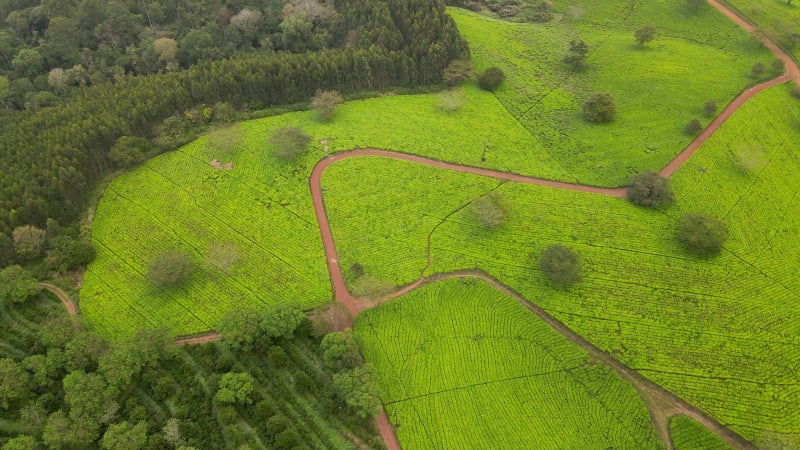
[677,214,728,257]
[540,244,580,288]
[146,252,193,288]
[686,118,702,135]
[751,62,765,78]
[12,225,46,260]
[564,39,588,71]
[270,126,311,161]
[471,194,509,229]
[583,93,616,122]
[627,170,675,208]
[703,100,717,116]
[634,25,656,46]
[477,67,505,91]
[772,58,786,74]
[311,90,343,121]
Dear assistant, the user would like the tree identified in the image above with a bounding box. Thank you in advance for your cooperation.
[12,225,46,260]
[751,62,765,78]
[471,194,509,229]
[686,118,702,135]
[45,236,96,273]
[261,303,305,339]
[0,358,28,409]
[146,252,193,288]
[215,372,255,405]
[540,244,580,288]
[477,67,505,91]
[163,418,185,448]
[321,330,363,371]
[219,308,263,352]
[583,92,617,122]
[677,214,728,257]
[270,127,312,161]
[0,265,39,305]
[634,25,656,46]
[703,100,718,116]
[12,49,44,78]
[2,435,37,450]
[564,39,589,70]
[311,90,343,121]
[442,59,474,85]
[332,365,381,420]
[627,170,675,208]
[110,136,150,168]
[153,38,178,64]
[101,421,148,450]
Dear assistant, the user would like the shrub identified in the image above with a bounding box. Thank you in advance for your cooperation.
[677,214,728,257]
[146,252,193,288]
[751,62,765,78]
[627,170,675,208]
[540,244,580,288]
[471,194,509,229]
[583,93,616,122]
[270,126,311,161]
[686,118,702,135]
[311,90,343,121]
[564,39,589,71]
[477,67,505,91]
[634,25,656,46]
[772,58,786,74]
[703,100,717,116]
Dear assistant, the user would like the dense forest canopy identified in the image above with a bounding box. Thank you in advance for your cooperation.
[0,0,468,264]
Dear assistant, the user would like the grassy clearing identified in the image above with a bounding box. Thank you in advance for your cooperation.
[354,278,660,449]
[670,416,733,450]
[323,84,800,443]
[451,2,774,186]
[82,85,570,339]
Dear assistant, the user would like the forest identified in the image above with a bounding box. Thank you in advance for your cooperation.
[0,0,468,262]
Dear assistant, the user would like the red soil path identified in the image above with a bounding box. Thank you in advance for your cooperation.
[55,1,798,448]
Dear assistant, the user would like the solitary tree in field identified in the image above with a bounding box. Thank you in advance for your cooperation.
[564,39,589,70]
[471,194,509,229]
[477,67,505,91]
[686,118,702,135]
[540,244,581,288]
[627,170,675,208]
[703,100,718,116]
[583,92,617,122]
[12,225,46,260]
[146,252,193,288]
[751,62,765,78]
[311,90,343,121]
[270,126,311,161]
[677,214,728,257]
[634,25,656,46]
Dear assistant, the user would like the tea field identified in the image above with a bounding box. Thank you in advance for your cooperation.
[354,278,660,449]
[452,1,774,186]
[323,84,800,444]
[669,416,733,450]
[723,0,800,60]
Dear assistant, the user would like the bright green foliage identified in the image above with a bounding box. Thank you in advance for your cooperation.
[101,421,148,450]
[0,266,38,305]
[355,279,659,448]
[326,84,800,444]
[669,416,733,450]
[320,330,363,371]
[331,365,380,420]
[2,435,37,450]
[81,85,568,339]
[215,372,255,405]
[451,5,772,185]
[219,308,263,352]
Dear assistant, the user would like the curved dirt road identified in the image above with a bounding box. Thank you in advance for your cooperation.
[38,282,78,316]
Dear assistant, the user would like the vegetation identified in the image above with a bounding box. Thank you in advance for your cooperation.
[355,279,660,448]
[635,25,657,46]
[628,170,675,208]
[583,93,617,123]
[471,193,509,229]
[564,39,589,71]
[477,67,505,91]
[146,252,194,289]
[670,416,733,450]
[311,90,343,121]
[539,244,581,288]
[686,118,703,135]
[0,294,383,449]
[270,126,312,161]
[676,214,728,258]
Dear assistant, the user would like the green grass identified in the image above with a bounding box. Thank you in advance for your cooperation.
[81,85,572,339]
[452,2,774,185]
[670,416,733,450]
[354,278,660,449]
[323,84,800,444]
[723,0,800,60]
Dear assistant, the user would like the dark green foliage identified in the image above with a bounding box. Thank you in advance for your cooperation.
[146,252,193,288]
[270,127,312,161]
[627,170,675,208]
[540,244,581,288]
[321,330,364,371]
[583,92,617,122]
[677,214,729,258]
[704,100,718,116]
[44,236,96,274]
[686,118,703,135]
[772,58,786,74]
[332,365,381,420]
[0,265,39,305]
[751,62,765,78]
[215,372,255,405]
[477,67,505,91]
[634,25,656,46]
[0,357,28,409]
[564,39,589,71]
[109,136,150,168]
[443,59,474,85]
